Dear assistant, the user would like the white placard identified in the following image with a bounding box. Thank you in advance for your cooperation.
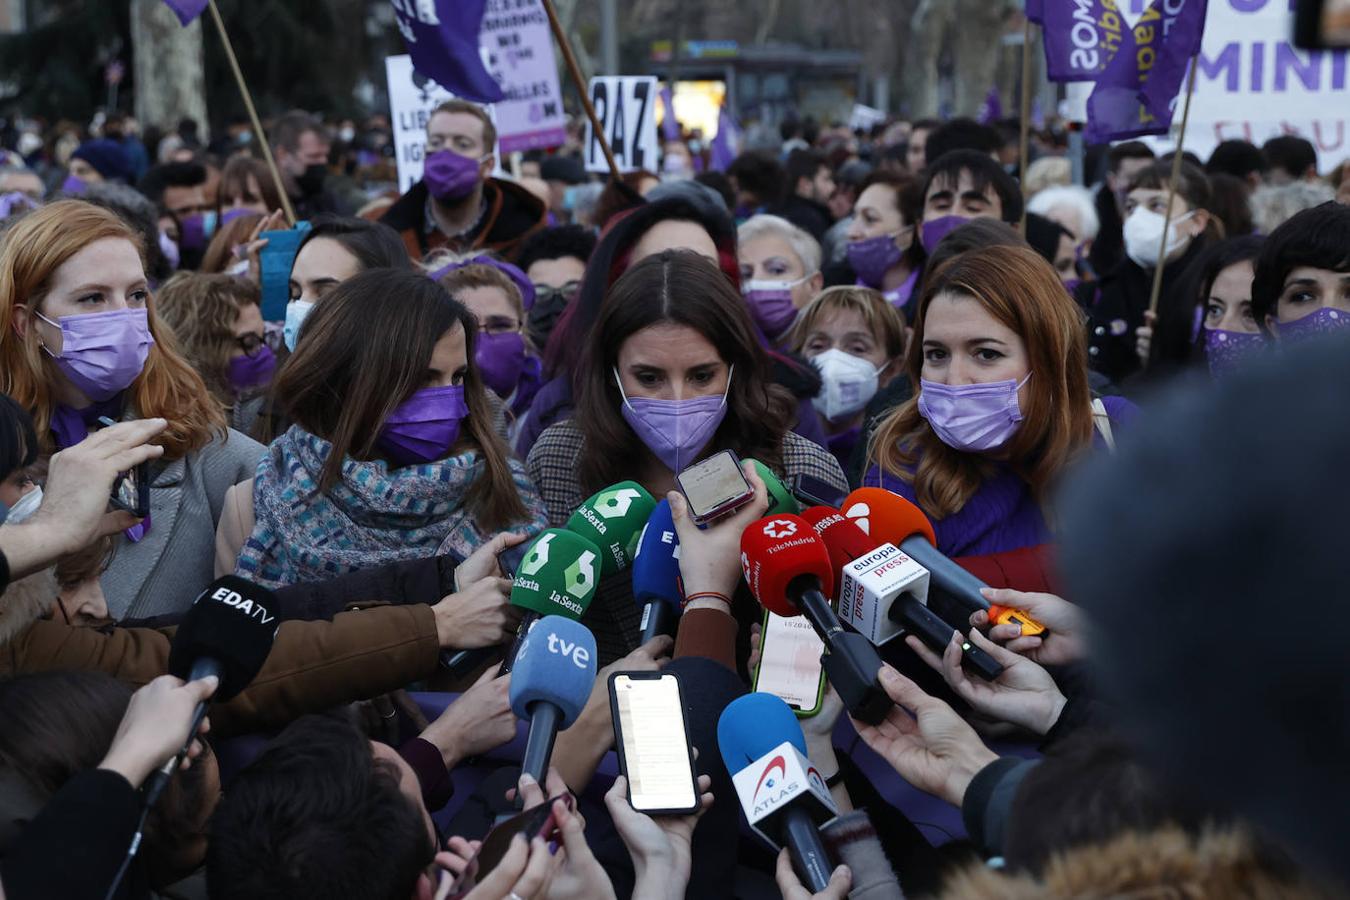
[584,76,661,174]
[385,54,501,194]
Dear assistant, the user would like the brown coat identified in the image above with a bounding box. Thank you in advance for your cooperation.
[0,570,439,738]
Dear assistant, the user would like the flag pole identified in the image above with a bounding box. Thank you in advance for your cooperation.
[206,0,297,226]
[1146,56,1199,320]
[1019,16,1034,232]
[539,0,623,181]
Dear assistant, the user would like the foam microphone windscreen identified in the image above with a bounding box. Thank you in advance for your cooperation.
[631,499,683,606]
[740,514,835,618]
[801,506,877,575]
[717,692,809,774]
[508,615,598,726]
[566,481,657,576]
[748,460,802,516]
[509,529,602,619]
[842,487,937,547]
[166,575,280,702]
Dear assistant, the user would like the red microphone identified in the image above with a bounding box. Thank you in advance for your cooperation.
[741,514,891,725]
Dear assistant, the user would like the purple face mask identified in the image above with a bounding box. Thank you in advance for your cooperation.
[1204,328,1265,378]
[377,384,470,466]
[1276,306,1350,342]
[616,366,732,473]
[917,373,1031,452]
[921,215,968,252]
[35,308,154,402]
[158,230,181,270]
[227,345,277,393]
[742,281,801,338]
[423,149,483,203]
[847,233,905,288]
[61,174,87,196]
[476,331,528,398]
[178,213,210,252]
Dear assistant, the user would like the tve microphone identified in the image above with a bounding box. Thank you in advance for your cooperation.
[509,615,597,786]
[718,692,837,891]
[497,529,602,675]
[740,515,891,725]
[748,459,802,516]
[804,507,1003,681]
[565,481,657,576]
[843,487,991,615]
[631,499,684,643]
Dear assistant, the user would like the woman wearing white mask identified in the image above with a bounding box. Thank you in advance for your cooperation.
[736,214,824,346]
[789,286,905,468]
[1080,161,1219,386]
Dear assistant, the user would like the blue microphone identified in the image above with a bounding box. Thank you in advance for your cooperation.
[631,499,685,643]
[718,693,836,892]
[509,615,598,786]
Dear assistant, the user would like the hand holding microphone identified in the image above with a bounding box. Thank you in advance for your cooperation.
[973,587,1083,666]
[508,615,598,787]
[99,674,220,789]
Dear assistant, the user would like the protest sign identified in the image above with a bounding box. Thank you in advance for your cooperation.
[386,54,502,193]
[478,0,568,153]
[584,76,660,174]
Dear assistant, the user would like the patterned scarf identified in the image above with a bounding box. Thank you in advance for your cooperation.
[234,425,548,588]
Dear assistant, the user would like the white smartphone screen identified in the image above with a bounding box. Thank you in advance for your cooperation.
[612,674,699,813]
[754,612,826,712]
[677,451,751,520]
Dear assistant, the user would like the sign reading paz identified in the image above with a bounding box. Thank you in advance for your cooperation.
[585,76,660,174]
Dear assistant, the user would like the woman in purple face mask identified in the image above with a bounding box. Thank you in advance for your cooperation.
[1251,201,1350,350]
[154,273,276,434]
[219,269,548,589]
[843,173,925,317]
[736,214,824,346]
[865,244,1136,558]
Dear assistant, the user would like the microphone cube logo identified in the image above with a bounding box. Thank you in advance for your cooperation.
[752,755,787,805]
[762,519,798,540]
[594,486,642,518]
[520,532,552,576]
[843,502,871,535]
[563,550,597,599]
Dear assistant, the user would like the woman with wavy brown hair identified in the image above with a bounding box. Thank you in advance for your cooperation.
[0,200,265,619]
[865,244,1135,557]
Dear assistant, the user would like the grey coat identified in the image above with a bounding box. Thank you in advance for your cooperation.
[103,428,265,620]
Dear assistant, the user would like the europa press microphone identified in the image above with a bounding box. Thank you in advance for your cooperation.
[718,692,838,891]
[740,514,892,725]
[802,507,1003,680]
[631,499,685,643]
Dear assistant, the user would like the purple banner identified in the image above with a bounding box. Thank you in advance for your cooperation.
[1038,0,1129,83]
[709,105,740,172]
[660,86,680,141]
[162,0,207,26]
[1140,0,1207,119]
[391,0,505,104]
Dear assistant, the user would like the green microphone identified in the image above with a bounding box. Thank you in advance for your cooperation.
[748,459,802,516]
[499,528,603,675]
[565,481,658,577]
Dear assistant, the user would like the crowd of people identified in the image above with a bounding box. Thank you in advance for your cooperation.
[0,93,1348,900]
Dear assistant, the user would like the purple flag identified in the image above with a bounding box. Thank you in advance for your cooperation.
[977,87,1003,124]
[391,0,505,104]
[1140,0,1207,120]
[660,86,680,141]
[1038,0,1129,83]
[709,105,741,172]
[162,0,207,26]
[1025,0,1044,22]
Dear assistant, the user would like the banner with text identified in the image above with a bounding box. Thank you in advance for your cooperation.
[479,0,568,153]
[386,54,501,193]
[584,76,661,174]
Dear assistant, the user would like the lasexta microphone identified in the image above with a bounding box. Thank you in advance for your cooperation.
[803,507,1003,681]
[740,515,891,725]
[565,481,657,576]
[718,692,837,891]
[509,615,597,788]
[497,528,601,675]
[748,459,802,516]
[631,499,684,643]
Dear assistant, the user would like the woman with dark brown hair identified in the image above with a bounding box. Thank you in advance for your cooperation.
[217,268,548,588]
[866,244,1135,557]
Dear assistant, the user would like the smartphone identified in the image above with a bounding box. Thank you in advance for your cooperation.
[609,672,700,815]
[98,417,150,517]
[498,541,530,578]
[258,224,310,321]
[753,610,826,717]
[676,450,754,525]
[789,473,847,510]
[449,793,573,894]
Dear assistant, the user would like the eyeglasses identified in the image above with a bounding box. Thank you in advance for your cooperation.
[532,281,581,307]
[235,333,266,356]
[477,316,520,336]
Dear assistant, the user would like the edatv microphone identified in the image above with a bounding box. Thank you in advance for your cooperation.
[565,481,657,576]
[803,507,1003,681]
[631,499,684,643]
[498,528,602,675]
[740,515,891,725]
[718,692,837,891]
[508,615,597,793]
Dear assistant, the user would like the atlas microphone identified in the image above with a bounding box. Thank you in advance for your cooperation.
[740,514,892,725]
[718,692,837,892]
[803,507,1003,681]
[508,615,597,793]
[631,499,684,643]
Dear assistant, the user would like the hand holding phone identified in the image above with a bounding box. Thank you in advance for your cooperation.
[447,792,573,894]
[752,612,826,717]
[609,672,700,815]
[676,450,754,525]
[97,416,150,518]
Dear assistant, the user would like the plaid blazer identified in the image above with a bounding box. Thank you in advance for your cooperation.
[526,420,847,664]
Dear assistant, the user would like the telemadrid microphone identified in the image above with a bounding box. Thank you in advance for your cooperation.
[803,507,1003,681]
[631,499,684,643]
[718,692,837,892]
[565,481,657,576]
[497,528,602,675]
[508,615,597,790]
[740,515,891,725]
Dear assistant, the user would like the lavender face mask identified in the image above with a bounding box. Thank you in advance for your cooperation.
[615,366,733,473]
[847,233,905,288]
[35,307,154,402]
[377,384,470,466]
[918,373,1031,452]
[227,345,277,394]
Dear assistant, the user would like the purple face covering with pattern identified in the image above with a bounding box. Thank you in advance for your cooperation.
[1276,306,1350,343]
[377,384,470,466]
[1204,328,1265,378]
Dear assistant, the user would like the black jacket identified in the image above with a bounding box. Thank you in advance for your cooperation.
[379,177,546,263]
[1089,184,1125,277]
[769,194,834,242]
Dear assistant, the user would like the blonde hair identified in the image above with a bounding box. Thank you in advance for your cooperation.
[1023,156,1072,199]
[155,272,262,406]
[432,259,526,322]
[0,200,226,458]
[788,285,905,359]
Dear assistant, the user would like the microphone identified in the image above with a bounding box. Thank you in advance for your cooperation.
[508,615,597,786]
[803,507,1003,681]
[740,515,892,725]
[565,481,657,576]
[718,692,837,891]
[747,459,803,516]
[631,499,685,643]
[497,528,602,675]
